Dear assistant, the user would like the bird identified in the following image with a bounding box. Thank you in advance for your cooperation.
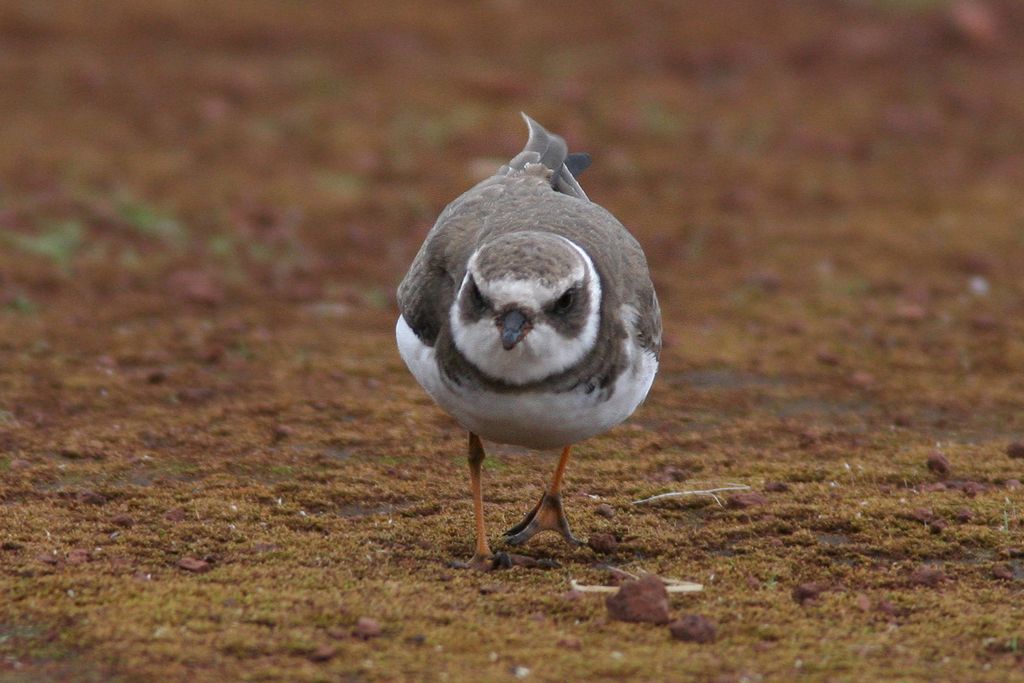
[395,113,661,569]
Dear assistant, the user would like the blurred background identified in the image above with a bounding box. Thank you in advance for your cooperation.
[2,0,1022,323]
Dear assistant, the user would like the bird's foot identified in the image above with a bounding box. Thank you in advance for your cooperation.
[465,551,513,571]
[503,492,583,547]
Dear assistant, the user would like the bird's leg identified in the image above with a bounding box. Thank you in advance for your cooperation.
[503,445,583,546]
[466,433,510,570]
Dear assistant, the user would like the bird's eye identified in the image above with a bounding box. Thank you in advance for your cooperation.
[468,278,490,310]
[553,288,575,314]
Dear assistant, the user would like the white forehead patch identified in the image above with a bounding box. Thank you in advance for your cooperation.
[467,235,589,311]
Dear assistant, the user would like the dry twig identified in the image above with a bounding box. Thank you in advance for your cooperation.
[631,483,751,507]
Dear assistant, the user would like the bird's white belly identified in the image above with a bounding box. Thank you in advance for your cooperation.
[396,315,657,450]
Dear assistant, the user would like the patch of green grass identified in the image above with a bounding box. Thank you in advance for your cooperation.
[4,294,38,314]
[231,342,254,360]
[207,234,236,258]
[1,221,83,268]
[115,196,186,246]
[361,288,390,310]
[481,458,507,472]
[642,103,683,139]
[316,172,366,204]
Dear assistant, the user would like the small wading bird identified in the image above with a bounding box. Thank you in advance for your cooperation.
[396,114,660,569]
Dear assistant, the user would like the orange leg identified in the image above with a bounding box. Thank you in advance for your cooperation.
[467,433,494,568]
[503,445,582,547]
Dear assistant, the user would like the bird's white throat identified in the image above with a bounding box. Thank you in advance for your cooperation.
[449,240,602,385]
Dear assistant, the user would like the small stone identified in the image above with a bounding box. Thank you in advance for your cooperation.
[909,507,934,523]
[177,557,210,573]
[605,574,671,624]
[198,345,224,364]
[909,566,944,588]
[167,270,224,306]
[855,593,872,612]
[164,507,187,522]
[849,371,875,388]
[588,533,618,554]
[557,637,582,651]
[1006,479,1021,490]
[326,626,348,639]
[962,481,985,497]
[595,503,615,518]
[928,519,948,534]
[1006,442,1024,459]
[67,548,91,564]
[59,444,104,460]
[792,581,828,604]
[9,458,31,470]
[177,387,215,404]
[309,645,336,662]
[668,614,717,643]
[926,451,951,476]
[272,425,294,442]
[506,553,559,569]
[970,314,999,331]
[815,350,840,366]
[992,563,1014,581]
[746,576,761,589]
[948,0,999,49]
[956,507,974,523]
[76,490,107,505]
[37,552,60,565]
[353,617,381,639]
[764,481,790,493]
[798,429,821,449]
[728,492,768,509]
[876,599,900,617]
[110,514,134,528]
[745,270,781,292]
[892,303,926,323]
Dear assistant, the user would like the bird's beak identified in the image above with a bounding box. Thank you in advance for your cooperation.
[497,309,532,350]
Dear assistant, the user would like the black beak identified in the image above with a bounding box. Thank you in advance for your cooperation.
[498,309,531,350]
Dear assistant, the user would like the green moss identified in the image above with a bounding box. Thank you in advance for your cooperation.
[1,221,82,268]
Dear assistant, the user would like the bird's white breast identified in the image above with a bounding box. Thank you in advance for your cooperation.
[396,314,657,450]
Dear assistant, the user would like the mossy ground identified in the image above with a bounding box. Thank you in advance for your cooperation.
[2,1,1024,681]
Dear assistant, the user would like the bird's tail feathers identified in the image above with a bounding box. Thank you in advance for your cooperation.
[501,113,590,201]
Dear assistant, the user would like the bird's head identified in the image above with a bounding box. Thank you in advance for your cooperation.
[450,232,602,385]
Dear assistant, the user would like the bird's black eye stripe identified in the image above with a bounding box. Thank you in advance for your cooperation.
[468,277,490,310]
[552,287,576,314]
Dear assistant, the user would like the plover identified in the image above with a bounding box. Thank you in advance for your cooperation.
[396,114,661,569]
